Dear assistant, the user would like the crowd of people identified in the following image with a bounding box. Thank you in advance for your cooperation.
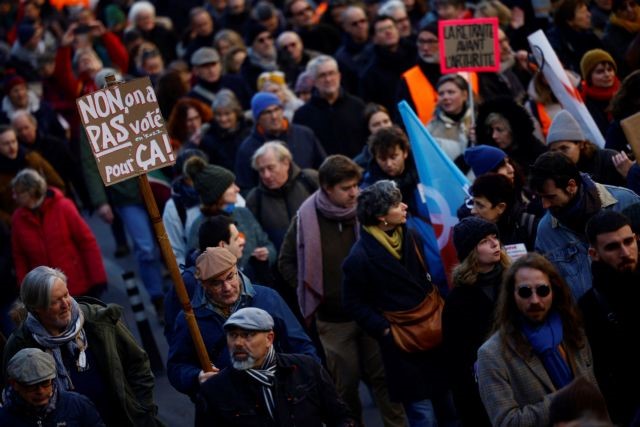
[1,0,640,425]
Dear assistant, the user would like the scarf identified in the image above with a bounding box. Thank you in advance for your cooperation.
[610,7,640,33]
[553,174,602,235]
[580,78,620,102]
[363,225,403,260]
[521,311,573,389]
[245,346,277,420]
[24,299,87,391]
[296,190,358,323]
[247,48,278,72]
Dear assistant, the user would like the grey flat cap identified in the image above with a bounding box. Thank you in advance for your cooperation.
[191,47,220,66]
[224,307,274,331]
[7,348,57,385]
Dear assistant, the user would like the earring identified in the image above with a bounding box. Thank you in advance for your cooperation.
[383,219,388,226]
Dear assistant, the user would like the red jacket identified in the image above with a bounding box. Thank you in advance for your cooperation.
[11,187,106,295]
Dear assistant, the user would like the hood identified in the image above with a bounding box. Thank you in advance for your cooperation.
[475,96,536,146]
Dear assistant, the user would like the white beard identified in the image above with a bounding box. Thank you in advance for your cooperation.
[231,355,256,370]
[419,52,439,64]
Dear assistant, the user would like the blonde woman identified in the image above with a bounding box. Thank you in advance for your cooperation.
[443,216,511,427]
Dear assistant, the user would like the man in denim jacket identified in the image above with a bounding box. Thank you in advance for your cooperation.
[530,152,640,300]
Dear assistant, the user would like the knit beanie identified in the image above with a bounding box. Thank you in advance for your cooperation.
[3,74,26,94]
[244,20,269,45]
[464,145,507,177]
[580,49,616,83]
[546,110,585,144]
[251,92,281,119]
[453,216,499,262]
[184,156,235,205]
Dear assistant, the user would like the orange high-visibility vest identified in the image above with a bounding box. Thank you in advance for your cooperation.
[50,0,88,10]
[402,66,479,124]
[535,102,552,138]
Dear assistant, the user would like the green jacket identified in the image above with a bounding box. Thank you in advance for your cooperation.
[2,298,162,427]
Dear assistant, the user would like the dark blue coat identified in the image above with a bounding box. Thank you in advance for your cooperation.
[342,226,448,402]
[167,276,318,399]
[0,389,105,427]
[195,353,354,427]
[234,123,326,192]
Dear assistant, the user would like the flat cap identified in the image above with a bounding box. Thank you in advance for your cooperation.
[224,307,274,331]
[191,47,220,66]
[7,348,57,385]
[196,247,237,281]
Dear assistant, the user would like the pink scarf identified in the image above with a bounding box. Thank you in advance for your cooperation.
[296,190,358,324]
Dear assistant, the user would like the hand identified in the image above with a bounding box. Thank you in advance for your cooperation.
[97,203,114,224]
[612,151,634,178]
[61,23,77,47]
[252,247,269,261]
[89,20,106,37]
[515,50,529,70]
[198,366,220,384]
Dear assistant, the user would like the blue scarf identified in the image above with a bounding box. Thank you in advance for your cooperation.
[521,311,573,389]
[24,299,87,391]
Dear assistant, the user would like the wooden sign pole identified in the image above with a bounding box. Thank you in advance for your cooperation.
[105,75,213,373]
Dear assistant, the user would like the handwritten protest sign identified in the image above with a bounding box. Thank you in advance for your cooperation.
[439,18,500,74]
[76,77,175,186]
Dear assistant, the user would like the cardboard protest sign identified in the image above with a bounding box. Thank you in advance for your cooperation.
[439,18,500,74]
[76,77,175,186]
[528,30,605,148]
[621,111,640,161]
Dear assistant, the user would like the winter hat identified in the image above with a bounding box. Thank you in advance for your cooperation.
[17,22,36,45]
[244,20,269,45]
[580,49,616,83]
[105,4,126,29]
[224,307,274,331]
[184,156,235,205]
[191,47,220,66]
[3,74,26,93]
[464,145,507,177]
[7,348,57,385]
[453,216,499,262]
[546,110,585,144]
[196,247,237,280]
[251,92,281,119]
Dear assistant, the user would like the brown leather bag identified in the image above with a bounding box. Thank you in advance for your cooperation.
[383,287,444,352]
[382,236,444,353]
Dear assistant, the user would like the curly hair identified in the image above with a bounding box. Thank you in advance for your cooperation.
[357,180,402,226]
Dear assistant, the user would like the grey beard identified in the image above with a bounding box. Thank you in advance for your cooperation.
[500,55,515,72]
[232,355,257,370]
[419,53,439,64]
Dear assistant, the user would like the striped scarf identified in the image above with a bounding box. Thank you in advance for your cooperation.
[245,346,277,419]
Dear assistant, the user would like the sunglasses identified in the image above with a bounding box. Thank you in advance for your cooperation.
[516,284,551,299]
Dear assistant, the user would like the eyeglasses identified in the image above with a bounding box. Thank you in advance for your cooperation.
[516,284,551,299]
[350,18,367,27]
[256,34,273,44]
[21,379,53,392]
[317,69,338,80]
[261,106,282,116]
[417,38,438,45]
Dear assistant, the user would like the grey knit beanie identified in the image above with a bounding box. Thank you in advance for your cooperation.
[184,157,235,205]
[546,110,585,144]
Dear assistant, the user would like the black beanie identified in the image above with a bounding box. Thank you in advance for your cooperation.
[453,216,499,262]
[184,157,235,205]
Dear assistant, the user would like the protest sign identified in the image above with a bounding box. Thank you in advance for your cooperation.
[76,76,175,186]
[439,18,500,74]
[528,30,605,148]
[621,111,640,161]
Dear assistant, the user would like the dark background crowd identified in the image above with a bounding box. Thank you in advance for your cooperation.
[0,0,640,424]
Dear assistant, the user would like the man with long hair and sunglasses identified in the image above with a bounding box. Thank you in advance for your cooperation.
[580,210,640,425]
[476,253,598,427]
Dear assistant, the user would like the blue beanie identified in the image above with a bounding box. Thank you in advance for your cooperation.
[251,92,281,120]
[464,145,507,177]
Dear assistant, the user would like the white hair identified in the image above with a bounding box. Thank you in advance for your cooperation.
[128,1,156,24]
[378,0,406,17]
